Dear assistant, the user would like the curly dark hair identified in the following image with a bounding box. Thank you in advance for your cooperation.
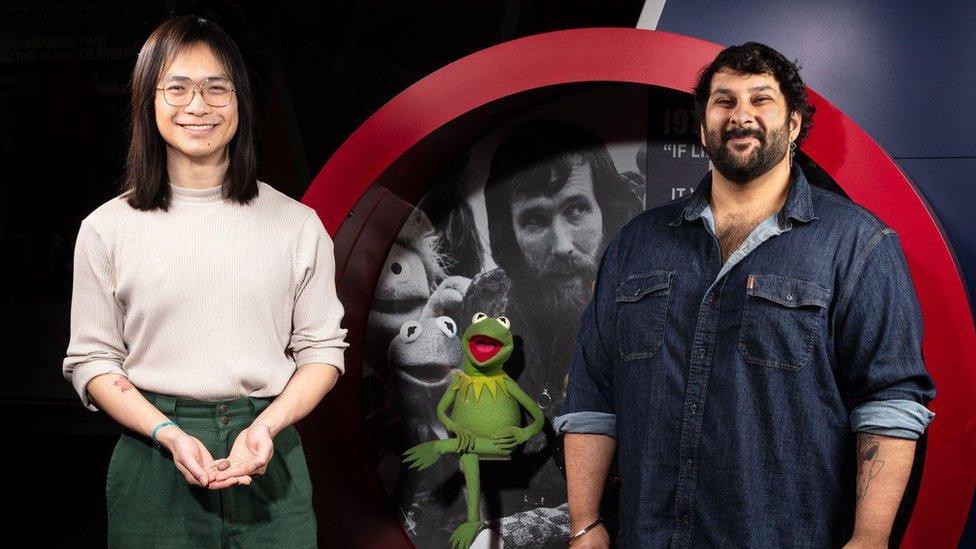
[693,42,815,145]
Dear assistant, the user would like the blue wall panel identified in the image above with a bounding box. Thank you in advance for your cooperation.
[657,0,976,158]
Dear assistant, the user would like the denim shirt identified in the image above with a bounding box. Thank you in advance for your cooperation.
[554,167,936,548]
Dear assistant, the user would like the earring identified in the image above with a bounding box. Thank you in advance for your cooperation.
[789,140,797,163]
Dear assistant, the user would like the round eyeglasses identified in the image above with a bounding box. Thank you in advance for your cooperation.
[156,77,236,108]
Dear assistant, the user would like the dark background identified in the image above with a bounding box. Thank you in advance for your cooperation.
[1,0,973,545]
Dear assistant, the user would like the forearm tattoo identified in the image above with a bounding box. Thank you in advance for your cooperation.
[856,434,885,502]
[114,378,134,393]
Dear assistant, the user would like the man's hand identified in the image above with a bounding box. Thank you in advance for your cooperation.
[208,423,274,489]
[158,428,220,487]
[569,522,610,548]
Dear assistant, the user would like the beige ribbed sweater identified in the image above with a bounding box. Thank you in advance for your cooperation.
[63,182,348,412]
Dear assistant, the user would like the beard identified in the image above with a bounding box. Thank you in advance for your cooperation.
[514,250,598,322]
[704,118,790,184]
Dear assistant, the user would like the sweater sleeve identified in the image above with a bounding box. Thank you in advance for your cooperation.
[63,221,128,411]
[289,211,348,374]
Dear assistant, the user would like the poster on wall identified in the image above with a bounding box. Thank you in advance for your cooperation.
[361,84,708,547]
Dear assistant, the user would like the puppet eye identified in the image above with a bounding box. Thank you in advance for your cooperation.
[399,321,422,342]
[436,316,457,338]
[472,312,488,324]
[389,260,411,276]
[496,316,511,329]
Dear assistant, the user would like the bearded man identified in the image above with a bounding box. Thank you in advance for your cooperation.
[556,43,935,548]
[462,118,641,418]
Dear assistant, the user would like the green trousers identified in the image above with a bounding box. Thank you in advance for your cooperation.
[106,391,317,548]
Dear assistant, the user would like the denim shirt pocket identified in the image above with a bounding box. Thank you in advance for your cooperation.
[615,270,673,361]
[737,273,829,371]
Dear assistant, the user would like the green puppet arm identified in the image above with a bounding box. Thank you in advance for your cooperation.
[435,383,458,430]
[488,378,545,452]
[436,382,477,452]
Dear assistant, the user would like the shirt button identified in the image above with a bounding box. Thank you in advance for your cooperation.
[690,403,697,414]
[682,515,690,525]
[686,459,693,467]
[696,347,705,357]
[786,293,794,301]
[707,293,714,302]
[218,403,228,413]
[219,416,229,425]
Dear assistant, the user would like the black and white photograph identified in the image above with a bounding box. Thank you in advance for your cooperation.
[361,84,709,547]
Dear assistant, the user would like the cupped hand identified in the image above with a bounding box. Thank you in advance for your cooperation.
[208,423,274,489]
[167,432,219,487]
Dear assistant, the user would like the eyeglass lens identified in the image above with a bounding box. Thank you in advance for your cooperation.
[160,78,234,107]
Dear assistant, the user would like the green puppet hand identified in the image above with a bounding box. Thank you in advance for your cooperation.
[403,441,441,471]
[489,426,529,452]
[454,428,477,453]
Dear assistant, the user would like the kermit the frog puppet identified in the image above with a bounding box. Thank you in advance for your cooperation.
[403,312,545,549]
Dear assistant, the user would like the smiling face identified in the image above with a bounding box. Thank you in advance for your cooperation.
[155,42,239,168]
[701,69,800,184]
[461,313,514,374]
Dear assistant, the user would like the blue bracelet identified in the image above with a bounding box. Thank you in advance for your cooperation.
[151,420,177,445]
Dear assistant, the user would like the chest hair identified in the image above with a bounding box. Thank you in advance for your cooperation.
[715,211,767,264]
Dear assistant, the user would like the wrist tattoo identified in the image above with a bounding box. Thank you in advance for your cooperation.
[856,434,885,502]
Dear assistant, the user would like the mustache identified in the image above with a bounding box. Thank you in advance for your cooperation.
[543,252,597,277]
[723,126,765,144]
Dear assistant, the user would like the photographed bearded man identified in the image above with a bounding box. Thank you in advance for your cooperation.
[462,118,641,416]
[555,43,935,548]
[457,119,641,530]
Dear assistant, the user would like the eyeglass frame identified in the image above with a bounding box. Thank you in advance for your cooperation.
[155,76,237,108]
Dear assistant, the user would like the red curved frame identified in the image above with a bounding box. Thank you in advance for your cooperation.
[303,28,976,547]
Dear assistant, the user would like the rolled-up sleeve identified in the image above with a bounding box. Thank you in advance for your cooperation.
[63,221,128,412]
[554,238,620,438]
[290,211,349,374]
[836,229,936,439]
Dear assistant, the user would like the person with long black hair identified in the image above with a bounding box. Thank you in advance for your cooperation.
[63,16,346,547]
